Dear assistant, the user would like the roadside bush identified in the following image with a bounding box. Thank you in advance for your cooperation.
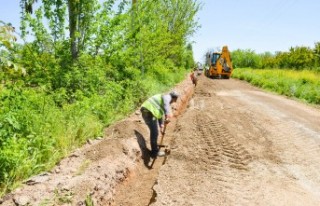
[232,68,320,105]
[0,84,104,195]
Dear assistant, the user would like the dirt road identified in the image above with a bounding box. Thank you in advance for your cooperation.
[114,75,320,206]
[2,74,320,205]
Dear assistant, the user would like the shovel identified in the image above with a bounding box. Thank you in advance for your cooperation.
[149,123,170,169]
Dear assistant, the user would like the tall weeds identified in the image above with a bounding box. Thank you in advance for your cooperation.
[232,68,320,104]
[0,64,188,196]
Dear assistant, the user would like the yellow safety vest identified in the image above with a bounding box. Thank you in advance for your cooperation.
[141,94,164,119]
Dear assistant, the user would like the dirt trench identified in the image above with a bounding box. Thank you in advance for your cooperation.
[2,74,320,206]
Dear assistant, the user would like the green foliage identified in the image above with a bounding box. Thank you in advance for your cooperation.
[53,188,74,204]
[0,22,17,49]
[285,46,314,69]
[119,0,200,72]
[0,85,105,194]
[231,42,320,70]
[231,49,262,68]
[233,68,320,104]
[0,0,200,197]
[184,43,195,69]
[0,22,26,80]
[85,194,94,206]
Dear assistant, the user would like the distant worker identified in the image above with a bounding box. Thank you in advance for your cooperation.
[190,68,198,86]
[140,91,179,158]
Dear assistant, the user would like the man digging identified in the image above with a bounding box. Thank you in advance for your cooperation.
[140,91,179,158]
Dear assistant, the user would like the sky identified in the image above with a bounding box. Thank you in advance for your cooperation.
[1,0,320,64]
[192,0,320,63]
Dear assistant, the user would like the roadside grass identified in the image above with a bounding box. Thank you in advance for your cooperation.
[0,68,188,197]
[232,68,320,105]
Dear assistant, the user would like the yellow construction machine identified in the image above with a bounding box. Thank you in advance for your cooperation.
[205,46,233,79]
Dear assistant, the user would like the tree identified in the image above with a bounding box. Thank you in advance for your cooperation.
[314,42,320,68]
[20,0,109,60]
[124,0,200,72]
[260,51,275,69]
[231,49,261,68]
[288,46,314,69]
[0,21,26,81]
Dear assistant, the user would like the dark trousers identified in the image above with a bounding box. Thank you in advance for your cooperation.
[140,108,159,156]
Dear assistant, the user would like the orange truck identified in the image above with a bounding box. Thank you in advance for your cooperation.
[205,46,233,79]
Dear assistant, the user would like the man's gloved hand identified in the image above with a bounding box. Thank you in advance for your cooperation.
[165,114,173,124]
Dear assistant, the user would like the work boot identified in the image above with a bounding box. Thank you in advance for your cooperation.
[157,151,166,157]
[150,150,166,158]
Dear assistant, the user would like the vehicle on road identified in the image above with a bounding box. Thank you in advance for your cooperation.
[205,46,233,79]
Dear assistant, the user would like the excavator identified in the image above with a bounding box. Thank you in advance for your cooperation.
[205,46,233,79]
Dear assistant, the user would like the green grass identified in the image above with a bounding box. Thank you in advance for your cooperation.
[0,67,188,197]
[232,68,320,104]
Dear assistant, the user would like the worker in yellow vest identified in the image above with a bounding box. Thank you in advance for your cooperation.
[140,91,179,158]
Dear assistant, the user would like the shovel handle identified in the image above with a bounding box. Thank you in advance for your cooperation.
[149,124,168,169]
[159,124,167,146]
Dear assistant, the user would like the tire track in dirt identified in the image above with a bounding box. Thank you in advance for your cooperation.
[193,113,252,171]
[191,79,257,205]
[153,76,320,206]
[193,111,254,205]
[216,81,320,198]
[152,96,257,205]
[212,78,320,205]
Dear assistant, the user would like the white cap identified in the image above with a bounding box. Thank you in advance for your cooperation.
[170,91,180,98]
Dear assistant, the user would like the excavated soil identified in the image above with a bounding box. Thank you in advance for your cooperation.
[1,74,320,206]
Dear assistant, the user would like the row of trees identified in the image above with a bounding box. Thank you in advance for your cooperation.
[230,42,320,70]
[10,0,199,90]
[0,0,200,195]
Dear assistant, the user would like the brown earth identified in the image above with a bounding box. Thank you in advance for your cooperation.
[1,74,320,206]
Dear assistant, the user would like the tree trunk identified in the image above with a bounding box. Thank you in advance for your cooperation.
[67,0,78,60]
